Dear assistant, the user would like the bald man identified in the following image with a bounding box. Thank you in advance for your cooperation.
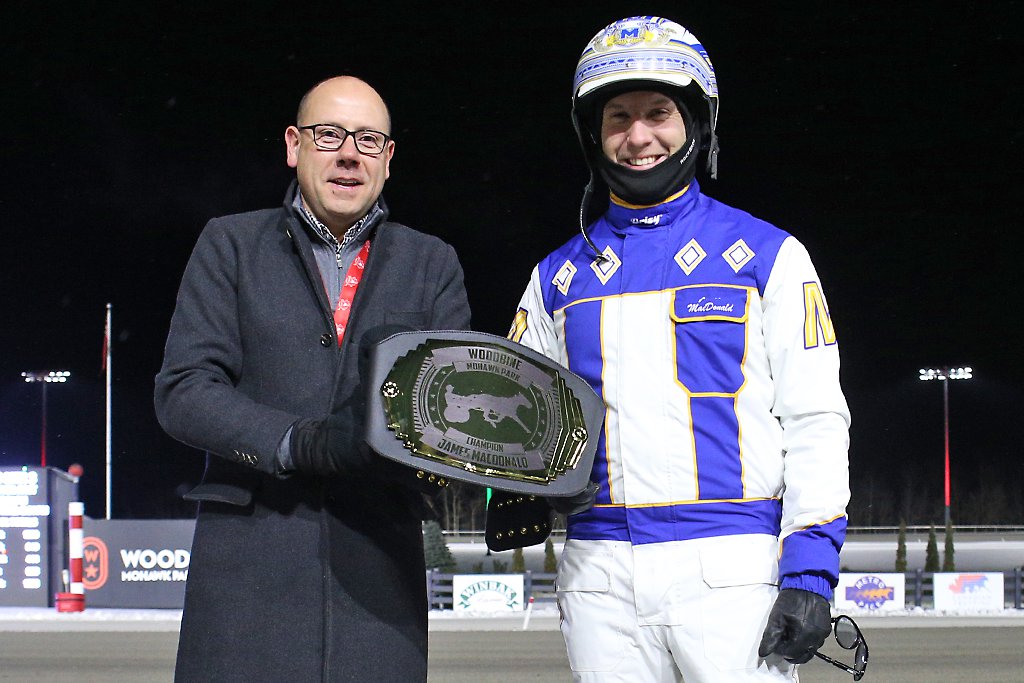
[156,76,472,682]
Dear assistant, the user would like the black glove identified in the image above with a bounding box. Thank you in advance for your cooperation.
[758,588,832,664]
[547,481,599,517]
[289,415,373,478]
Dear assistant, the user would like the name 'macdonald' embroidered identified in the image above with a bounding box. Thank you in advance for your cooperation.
[686,296,735,314]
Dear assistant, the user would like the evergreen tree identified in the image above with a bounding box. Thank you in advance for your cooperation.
[512,547,526,573]
[422,520,457,573]
[924,525,940,572]
[544,537,558,573]
[942,520,955,571]
[895,519,908,572]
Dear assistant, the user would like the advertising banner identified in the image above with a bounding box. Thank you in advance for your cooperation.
[82,518,194,608]
[932,572,1004,611]
[835,572,905,612]
[451,574,524,612]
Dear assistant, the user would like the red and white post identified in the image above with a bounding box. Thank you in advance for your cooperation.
[56,501,86,612]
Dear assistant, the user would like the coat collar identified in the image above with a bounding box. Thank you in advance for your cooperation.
[282,180,389,246]
[603,180,701,235]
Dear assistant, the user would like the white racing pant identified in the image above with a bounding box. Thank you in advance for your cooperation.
[556,536,799,682]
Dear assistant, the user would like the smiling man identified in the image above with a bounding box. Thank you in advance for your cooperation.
[499,16,851,683]
[285,77,393,238]
[155,75,470,682]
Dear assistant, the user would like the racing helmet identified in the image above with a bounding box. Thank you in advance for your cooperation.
[570,17,720,254]
[572,15,719,176]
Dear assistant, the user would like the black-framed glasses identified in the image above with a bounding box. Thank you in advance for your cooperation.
[813,615,869,680]
[297,124,391,156]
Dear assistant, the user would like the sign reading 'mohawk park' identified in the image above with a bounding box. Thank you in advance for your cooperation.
[366,331,604,498]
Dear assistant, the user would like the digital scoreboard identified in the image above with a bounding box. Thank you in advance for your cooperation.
[0,467,77,607]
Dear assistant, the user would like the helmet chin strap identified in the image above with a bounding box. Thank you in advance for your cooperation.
[577,180,609,263]
[595,123,702,206]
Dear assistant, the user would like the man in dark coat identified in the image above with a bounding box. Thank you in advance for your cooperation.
[155,76,471,682]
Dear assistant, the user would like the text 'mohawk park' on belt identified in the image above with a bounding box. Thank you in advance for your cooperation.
[366,331,603,497]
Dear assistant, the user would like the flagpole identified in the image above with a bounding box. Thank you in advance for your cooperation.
[105,303,112,520]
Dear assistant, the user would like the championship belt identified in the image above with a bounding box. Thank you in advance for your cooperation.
[365,331,603,498]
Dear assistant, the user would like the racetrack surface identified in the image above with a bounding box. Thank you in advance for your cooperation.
[0,610,1021,682]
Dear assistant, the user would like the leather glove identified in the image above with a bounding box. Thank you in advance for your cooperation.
[758,588,832,664]
[289,415,373,478]
[547,481,599,517]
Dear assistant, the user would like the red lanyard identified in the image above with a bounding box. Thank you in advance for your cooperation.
[333,240,371,346]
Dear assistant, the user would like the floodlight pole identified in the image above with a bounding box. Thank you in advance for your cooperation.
[41,380,48,467]
[21,370,72,468]
[918,366,973,527]
[938,376,950,527]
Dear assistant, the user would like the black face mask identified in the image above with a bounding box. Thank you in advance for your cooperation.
[593,97,702,206]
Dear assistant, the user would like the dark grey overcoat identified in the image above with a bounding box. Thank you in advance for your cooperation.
[154,185,471,682]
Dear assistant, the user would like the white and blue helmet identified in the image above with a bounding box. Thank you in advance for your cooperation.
[572,16,720,178]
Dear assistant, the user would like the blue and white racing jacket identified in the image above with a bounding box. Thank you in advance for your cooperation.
[510,181,851,599]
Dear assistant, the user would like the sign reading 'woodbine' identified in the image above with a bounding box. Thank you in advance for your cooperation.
[82,518,194,608]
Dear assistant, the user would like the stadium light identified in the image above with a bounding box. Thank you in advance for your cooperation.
[20,370,72,468]
[918,366,973,527]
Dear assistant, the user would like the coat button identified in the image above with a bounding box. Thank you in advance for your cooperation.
[320,334,332,347]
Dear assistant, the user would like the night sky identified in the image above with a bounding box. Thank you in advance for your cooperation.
[2,2,1022,523]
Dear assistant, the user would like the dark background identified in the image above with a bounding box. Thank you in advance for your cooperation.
[1,2,1021,524]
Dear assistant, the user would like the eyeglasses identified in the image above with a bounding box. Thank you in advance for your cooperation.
[297,124,391,156]
[813,615,868,680]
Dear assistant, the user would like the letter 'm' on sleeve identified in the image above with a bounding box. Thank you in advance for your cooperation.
[508,308,528,342]
[803,281,836,349]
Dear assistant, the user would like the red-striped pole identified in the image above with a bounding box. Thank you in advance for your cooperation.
[68,502,84,595]
[56,502,86,612]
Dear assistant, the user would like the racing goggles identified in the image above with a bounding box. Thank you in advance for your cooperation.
[813,615,869,680]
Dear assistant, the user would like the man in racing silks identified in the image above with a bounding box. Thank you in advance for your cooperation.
[507,16,851,682]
